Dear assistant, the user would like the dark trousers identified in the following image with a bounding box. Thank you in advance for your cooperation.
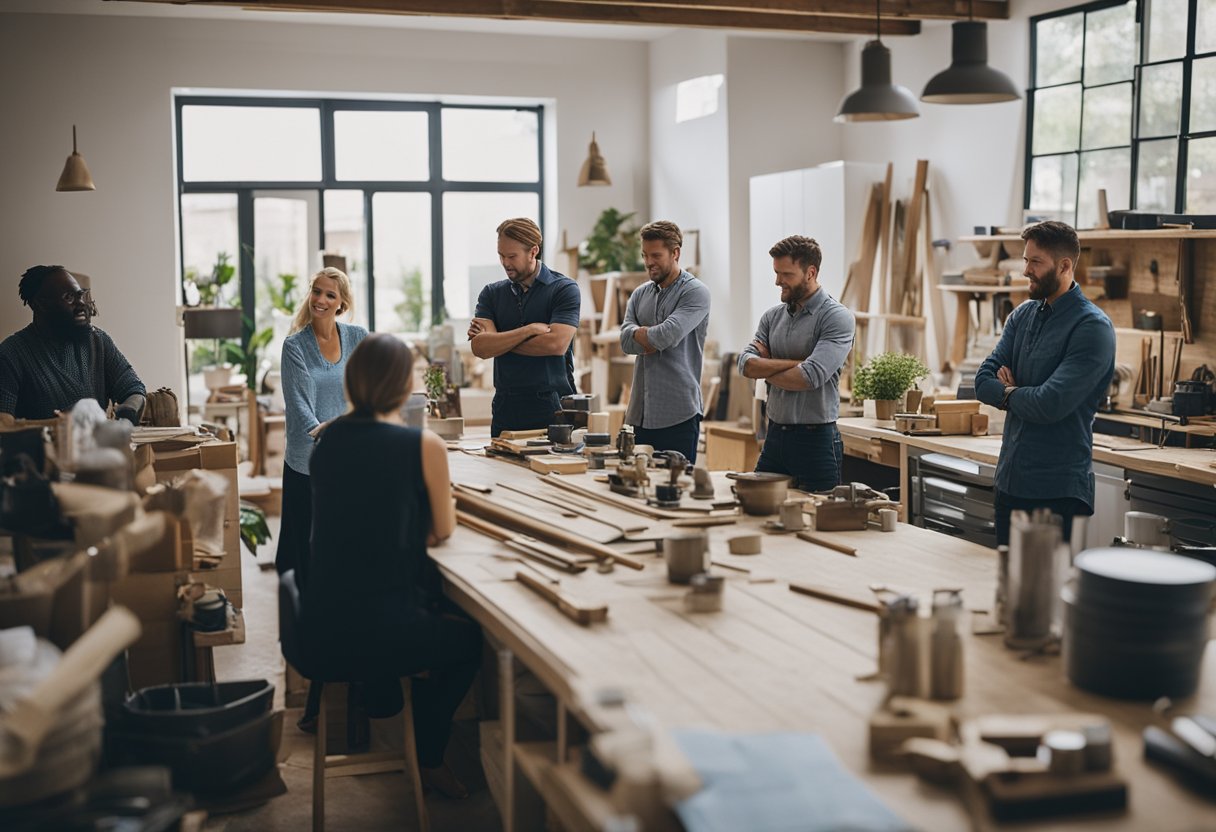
[276,464,311,585]
[302,597,482,768]
[995,490,1092,547]
[634,415,702,464]
[491,390,562,438]
[754,422,842,492]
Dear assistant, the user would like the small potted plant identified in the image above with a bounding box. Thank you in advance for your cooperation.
[423,363,463,440]
[852,352,930,421]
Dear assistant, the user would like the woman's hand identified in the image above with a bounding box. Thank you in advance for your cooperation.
[308,419,330,439]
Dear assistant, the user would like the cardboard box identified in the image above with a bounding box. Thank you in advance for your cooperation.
[110,569,188,622]
[52,482,140,547]
[151,441,239,473]
[128,512,188,573]
[127,644,183,692]
[0,551,89,650]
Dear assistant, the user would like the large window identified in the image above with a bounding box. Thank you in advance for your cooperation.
[176,97,545,356]
[1027,0,1216,225]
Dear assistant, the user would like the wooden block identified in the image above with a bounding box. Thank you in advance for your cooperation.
[983,771,1127,822]
[809,501,869,531]
[530,456,588,475]
[499,428,547,440]
[869,697,952,761]
[937,412,972,435]
[516,571,608,625]
[933,399,982,415]
[970,413,990,436]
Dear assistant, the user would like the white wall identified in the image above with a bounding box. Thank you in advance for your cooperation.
[648,30,732,345]
[0,11,651,394]
[726,36,845,340]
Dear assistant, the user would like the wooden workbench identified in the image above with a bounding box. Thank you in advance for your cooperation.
[431,445,1216,832]
[839,417,1216,508]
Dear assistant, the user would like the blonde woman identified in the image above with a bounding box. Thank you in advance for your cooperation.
[276,267,367,585]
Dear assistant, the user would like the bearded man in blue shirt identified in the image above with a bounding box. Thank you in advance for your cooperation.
[975,221,1115,546]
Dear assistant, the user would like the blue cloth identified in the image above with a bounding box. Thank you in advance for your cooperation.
[673,731,912,832]
[975,282,1115,510]
[738,289,855,426]
[619,270,711,429]
[754,422,842,492]
[474,262,581,396]
[634,414,702,463]
[281,322,368,475]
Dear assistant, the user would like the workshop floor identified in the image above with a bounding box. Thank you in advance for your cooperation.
[204,517,502,832]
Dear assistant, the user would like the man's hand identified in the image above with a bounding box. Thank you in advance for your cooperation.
[997,365,1016,387]
[750,340,771,359]
[467,317,494,340]
[115,407,139,424]
[634,326,657,355]
[526,322,551,338]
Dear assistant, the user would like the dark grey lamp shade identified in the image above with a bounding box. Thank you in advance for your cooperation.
[921,22,1021,104]
[183,307,243,339]
[835,40,919,123]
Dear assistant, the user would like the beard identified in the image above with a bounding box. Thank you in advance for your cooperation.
[648,264,675,284]
[1028,265,1061,301]
[782,282,810,305]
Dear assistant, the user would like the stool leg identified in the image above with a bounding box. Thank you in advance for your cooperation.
[401,678,430,832]
[313,686,327,832]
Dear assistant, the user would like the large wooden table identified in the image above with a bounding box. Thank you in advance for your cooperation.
[430,444,1216,832]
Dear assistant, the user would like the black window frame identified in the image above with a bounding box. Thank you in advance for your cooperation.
[1026,0,1216,221]
[174,95,546,340]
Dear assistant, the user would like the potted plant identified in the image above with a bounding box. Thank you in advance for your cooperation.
[579,208,645,275]
[852,352,930,421]
[423,363,463,440]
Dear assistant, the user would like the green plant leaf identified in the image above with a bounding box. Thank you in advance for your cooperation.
[239,502,271,557]
[852,352,930,401]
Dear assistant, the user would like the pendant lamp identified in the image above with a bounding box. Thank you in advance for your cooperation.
[577,132,612,187]
[56,125,96,192]
[922,1,1020,104]
[835,0,919,123]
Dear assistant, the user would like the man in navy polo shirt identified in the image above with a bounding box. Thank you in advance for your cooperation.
[468,218,582,437]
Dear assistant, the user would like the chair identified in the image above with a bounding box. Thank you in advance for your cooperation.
[278,570,430,832]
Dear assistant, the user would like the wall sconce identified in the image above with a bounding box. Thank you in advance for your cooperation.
[56,125,96,192]
[578,132,612,187]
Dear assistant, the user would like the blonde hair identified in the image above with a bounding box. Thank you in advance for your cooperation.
[290,267,355,334]
[496,217,543,253]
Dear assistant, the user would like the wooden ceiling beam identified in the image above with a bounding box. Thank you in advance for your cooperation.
[121,0,927,34]
[547,1,1010,22]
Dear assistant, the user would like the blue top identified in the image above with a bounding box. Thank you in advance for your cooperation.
[737,289,855,425]
[975,282,1115,509]
[619,270,711,429]
[474,262,581,395]
[281,321,368,475]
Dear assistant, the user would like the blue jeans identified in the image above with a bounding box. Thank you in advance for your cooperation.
[754,422,842,492]
[994,490,1092,547]
[491,389,563,437]
[634,415,702,464]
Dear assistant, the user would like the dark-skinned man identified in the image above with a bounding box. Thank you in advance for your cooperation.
[738,236,854,491]
[0,265,145,422]
[468,218,581,437]
[975,221,1115,546]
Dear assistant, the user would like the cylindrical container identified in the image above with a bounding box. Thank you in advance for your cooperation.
[684,573,724,613]
[994,545,1009,629]
[929,589,964,700]
[778,499,805,530]
[1123,511,1171,550]
[548,424,573,445]
[883,595,924,697]
[1062,549,1215,699]
[663,533,708,584]
[1037,730,1087,775]
[879,508,898,533]
[1004,512,1063,649]
[589,411,610,434]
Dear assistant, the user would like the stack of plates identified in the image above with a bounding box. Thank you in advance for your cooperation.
[1063,548,1215,699]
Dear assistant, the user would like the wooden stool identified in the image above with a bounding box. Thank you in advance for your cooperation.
[312,676,429,832]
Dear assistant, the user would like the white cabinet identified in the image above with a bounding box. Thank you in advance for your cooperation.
[1086,461,1128,550]
[748,161,886,321]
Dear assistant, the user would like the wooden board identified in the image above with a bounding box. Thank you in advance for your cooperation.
[530,456,588,475]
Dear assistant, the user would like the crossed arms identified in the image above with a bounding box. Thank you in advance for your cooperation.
[738,310,855,391]
[467,318,576,359]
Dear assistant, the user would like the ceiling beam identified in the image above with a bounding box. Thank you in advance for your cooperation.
[546,1,1010,21]
[123,0,926,34]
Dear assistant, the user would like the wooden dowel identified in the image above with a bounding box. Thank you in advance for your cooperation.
[788,582,878,613]
[796,531,859,557]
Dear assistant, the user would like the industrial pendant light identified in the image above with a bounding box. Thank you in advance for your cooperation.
[835,0,919,123]
[922,0,1021,103]
[56,125,96,192]
[577,132,612,187]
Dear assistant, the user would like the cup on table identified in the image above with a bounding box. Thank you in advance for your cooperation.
[664,533,708,584]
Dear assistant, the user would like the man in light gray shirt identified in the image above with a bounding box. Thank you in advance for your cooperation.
[619,220,710,462]
[738,235,854,490]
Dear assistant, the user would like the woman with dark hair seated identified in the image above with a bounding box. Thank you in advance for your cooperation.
[301,333,481,798]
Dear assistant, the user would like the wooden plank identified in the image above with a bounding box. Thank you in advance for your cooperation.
[516,571,608,625]
[899,160,930,317]
[133,0,928,34]
[921,188,950,372]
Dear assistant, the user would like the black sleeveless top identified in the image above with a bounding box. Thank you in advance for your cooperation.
[301,417,439,678]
